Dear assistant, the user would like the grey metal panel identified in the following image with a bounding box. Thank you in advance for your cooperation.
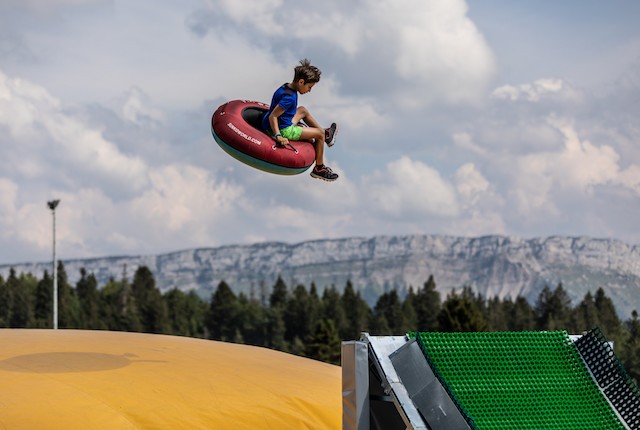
[363,334,428,430]
[390,339,472,430]
[342,341,370,430]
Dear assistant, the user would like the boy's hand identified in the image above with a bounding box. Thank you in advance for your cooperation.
[274,134,296,152]
[275,135,289,146]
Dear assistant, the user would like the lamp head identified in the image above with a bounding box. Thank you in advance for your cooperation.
[47,199,60,210]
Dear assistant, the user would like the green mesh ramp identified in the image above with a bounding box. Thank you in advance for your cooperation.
[408,331,625,430]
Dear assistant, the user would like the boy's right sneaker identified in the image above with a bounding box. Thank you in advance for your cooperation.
[310,164,338,182]
[325,123,338,147]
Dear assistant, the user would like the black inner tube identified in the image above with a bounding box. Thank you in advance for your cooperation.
[241,107,267,131]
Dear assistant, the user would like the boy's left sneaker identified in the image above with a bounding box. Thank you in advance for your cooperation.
[310,164,338,182]
[325,123,338,147]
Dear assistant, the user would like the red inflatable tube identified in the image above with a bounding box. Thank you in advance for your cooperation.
[211,100,316,175]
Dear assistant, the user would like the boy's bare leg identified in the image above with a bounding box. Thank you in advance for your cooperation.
[294,106,334,165]
[299,127,325,165]
[293,106,323,129]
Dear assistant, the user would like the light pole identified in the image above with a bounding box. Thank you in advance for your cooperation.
[47,199,60,330]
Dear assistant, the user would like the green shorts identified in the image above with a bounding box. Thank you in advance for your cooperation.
[279,125,303,141]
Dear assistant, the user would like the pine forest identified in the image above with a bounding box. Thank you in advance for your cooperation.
[1,262,639,384]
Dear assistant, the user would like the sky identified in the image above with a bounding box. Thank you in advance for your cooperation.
[1,0,639,264]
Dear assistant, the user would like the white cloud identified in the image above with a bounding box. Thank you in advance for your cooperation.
[0,184,63,259]
[129,164,243,233]
[390,0,496,105]
[289,10,364,57]
[121,87,164,126]
[492,78,582,103]
[0,70,149,195]
[2,2,289,110]
[442,69,640,237]
[365,157,459,219]
[202,0,285,37]
[0,179,18,224]
[0,69,248,260]
[189,0,496,107]
[306,78,386,132]
[447,163,506,236]
[0,163,250,261]
[508,116,640,218]
[618,165,640,193]
[455,163,489,203]
[452,132,486,155]
[0,73,58,138]
[547,117,620,192]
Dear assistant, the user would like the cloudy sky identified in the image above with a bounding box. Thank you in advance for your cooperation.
[1,0,639,264]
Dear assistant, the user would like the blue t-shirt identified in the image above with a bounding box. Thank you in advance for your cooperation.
[261,83,298,133]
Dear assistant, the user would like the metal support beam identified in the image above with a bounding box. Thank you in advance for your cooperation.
[342,341,370,430]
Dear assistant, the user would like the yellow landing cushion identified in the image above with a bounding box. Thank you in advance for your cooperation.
[0,330,341,429]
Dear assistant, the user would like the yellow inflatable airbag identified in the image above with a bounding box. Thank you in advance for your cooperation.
[0,330,341,429]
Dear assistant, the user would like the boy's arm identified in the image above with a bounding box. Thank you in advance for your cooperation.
[268,105,288,145]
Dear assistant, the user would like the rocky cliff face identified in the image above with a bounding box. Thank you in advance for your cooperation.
[3,235,640,317]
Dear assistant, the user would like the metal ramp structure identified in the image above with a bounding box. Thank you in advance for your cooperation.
[342,334,472,430]
[342,328,639,430]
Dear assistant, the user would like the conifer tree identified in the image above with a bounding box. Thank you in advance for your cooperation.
[235,292,266,346]
[0,268,16,326]
[509,296,535,330]
[9,272,32,327]
[206,281,239,341]
[57,261,81,329]
[285,284,314,342]
[185,290,207,338]
[308,283,322,329]
[165,288,201,337]
[535,285,554,330]
[270,276,288,309]
[623,310,640,383]
[267,306,288,351]
[400,286,417,334]
[76,268,101,329]
[594,287,622,341]
[536,284,575,330]
[438,289,488,332]
[304,319,341,364]
[98,278,117,330]
[572,291,599,333]
[370,313,391,335]
[341,281,371,339]
[373,290,404,334]
[132,266,168,334]
[290,336,306,357]
[413,275,441,331]
[122,286,143,331]
[546,283,572,330]
[34,271,53,328]
[321,286,347,338]
[486,296,509,331]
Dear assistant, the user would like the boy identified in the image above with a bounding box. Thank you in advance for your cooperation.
[262,59,339,182]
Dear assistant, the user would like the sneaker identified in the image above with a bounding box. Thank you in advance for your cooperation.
[325,123,338,147]
[310,164,339,182]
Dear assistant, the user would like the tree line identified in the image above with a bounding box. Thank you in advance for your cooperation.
[1,262,639,382]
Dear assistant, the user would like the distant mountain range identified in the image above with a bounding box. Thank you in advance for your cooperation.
[2,235,640,318]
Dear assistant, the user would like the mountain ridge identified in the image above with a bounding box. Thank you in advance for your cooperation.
[2,234,639,318]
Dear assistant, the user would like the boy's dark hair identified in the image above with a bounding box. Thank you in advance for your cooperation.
[294,58,321,84]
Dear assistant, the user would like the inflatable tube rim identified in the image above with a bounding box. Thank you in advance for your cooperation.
[211,126,309,176]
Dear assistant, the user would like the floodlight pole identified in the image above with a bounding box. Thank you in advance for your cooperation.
[47,199,60,330]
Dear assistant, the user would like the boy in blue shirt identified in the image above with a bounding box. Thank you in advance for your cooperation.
[262,59,339,182]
